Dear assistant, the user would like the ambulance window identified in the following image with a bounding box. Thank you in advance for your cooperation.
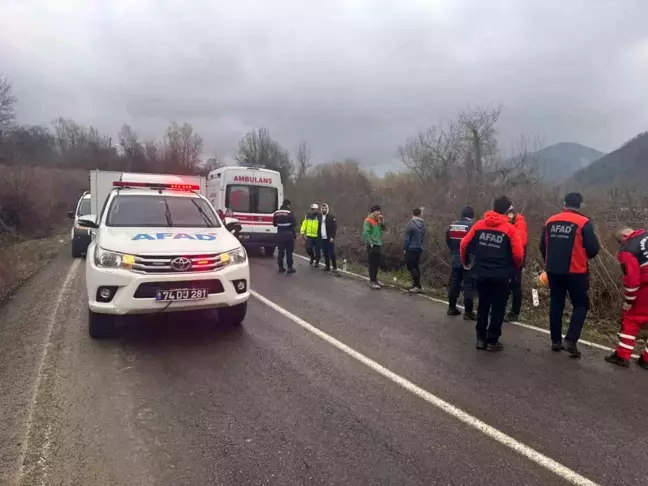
[257,187,278,214]
[226,185,252,213]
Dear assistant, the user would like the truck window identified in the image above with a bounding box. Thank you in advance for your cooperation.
[77,198,91,216]
[257,187,278,214]
[106,195,221,228]
[225,185,252,213]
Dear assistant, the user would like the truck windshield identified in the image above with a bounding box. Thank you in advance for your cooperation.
[105,195,221,228]
[77,198,91,216]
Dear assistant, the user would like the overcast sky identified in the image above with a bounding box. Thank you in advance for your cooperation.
[1,0,647,171]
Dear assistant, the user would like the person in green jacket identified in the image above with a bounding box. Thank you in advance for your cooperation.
[301,203,321,266]
[362,204,385,289]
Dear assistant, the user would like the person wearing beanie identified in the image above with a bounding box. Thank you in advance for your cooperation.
[362,204,385,289]
[460,196,524,352]
[317,203,338,272]
[540,192,600,357]
[446,206,476,319]
[505,206,529,322]
[273,199,297,273]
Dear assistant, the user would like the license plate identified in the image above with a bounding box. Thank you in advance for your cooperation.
[155,288,208,301]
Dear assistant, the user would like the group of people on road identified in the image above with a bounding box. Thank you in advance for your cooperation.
[273,193,648,369]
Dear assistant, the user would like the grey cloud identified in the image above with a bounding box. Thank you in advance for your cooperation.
[1,0,647,170]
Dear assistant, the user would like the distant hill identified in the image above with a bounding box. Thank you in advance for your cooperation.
[570,132,648,191]
[528,142,605,183]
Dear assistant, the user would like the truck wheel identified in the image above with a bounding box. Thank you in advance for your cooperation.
[219,302,247,326]
[263,246,275,257]
[71,242,83,258]
[88,309,116,339]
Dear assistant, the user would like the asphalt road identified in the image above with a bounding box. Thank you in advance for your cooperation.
[1,250,646,485]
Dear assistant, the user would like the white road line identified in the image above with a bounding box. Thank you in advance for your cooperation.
[292,253,633,357]
[15,259,81,485]
[250,289,599,486]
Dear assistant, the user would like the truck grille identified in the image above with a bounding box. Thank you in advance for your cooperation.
[132,253,226,274]
[134,280,224,298]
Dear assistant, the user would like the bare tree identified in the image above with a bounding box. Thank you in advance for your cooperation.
[295,141,312,179]
[205,152,225,172]
[0,75,17,130]
[162,122,203,173]
[458,104,502,180]
[235,128,293,182]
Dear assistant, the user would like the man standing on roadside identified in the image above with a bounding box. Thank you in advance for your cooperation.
[403,207,426,293]
[505,207,528,322]
[446,207,476,320]
[460,197,523,352]
[300,203,321,267]
[318,203,338,272]
[362,205,385,289]
[604,226,648,369]
[540,192,600,357]
[273,199,297,274]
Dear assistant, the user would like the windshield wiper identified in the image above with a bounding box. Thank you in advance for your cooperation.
[190,199,215,227]
[163,198,173,227]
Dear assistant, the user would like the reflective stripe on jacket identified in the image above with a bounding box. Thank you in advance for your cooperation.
[300,214,320,238]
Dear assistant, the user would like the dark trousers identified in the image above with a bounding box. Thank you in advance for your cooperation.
[405,249,423,288]
[547,273,589,344]
[367,245,381,283]
[510,267,523,315]
[476,278,510,344]
[277,239,294,269]
[306,237,320,263]
[320,239,337,269]
[448,267,474,313]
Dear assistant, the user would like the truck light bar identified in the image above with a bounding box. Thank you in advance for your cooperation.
[113,181,200,191]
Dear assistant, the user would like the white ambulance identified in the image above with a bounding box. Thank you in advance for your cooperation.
[206,166,283,256]
[78,171,250,339]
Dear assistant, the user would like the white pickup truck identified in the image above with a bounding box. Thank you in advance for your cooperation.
[77,171,249,339]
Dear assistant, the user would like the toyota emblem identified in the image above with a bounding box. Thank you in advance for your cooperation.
[170,256,192,272]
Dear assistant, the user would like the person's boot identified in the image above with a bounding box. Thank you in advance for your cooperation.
[637,355,648,370]
[321,266,330,272]
[287,267,296,274]
[463,311,477,321]
[447,308,461,316]
[504,312,518,323]
[278,266,286,273]
[551,342,563,352]
[486,342,504,352]
[604,352,630,368]
[314,261,320,268]
[562,340,582,358]
[475,339,487,350]
[309,256,314,265]
[369,282,381,290]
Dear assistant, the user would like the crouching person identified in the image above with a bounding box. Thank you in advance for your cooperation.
[605,227,648,369]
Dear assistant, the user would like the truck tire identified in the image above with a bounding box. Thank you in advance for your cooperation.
[263,246,275,257]
[219,302,247,326]
[71,241,84,258]
[88,309,116,339]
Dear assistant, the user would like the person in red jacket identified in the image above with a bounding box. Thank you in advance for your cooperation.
[605,227,648,369]
[460,196,524,352]
[505,208,528,322]
[539,193,600,357]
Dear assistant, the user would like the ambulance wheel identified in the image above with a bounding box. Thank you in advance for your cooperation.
[88,309,116,339]
[219,302,247,326]
[263,246,275,257]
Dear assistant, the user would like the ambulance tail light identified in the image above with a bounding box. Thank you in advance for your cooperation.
[113,181,200,191]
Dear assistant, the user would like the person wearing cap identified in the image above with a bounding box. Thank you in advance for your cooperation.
[540,192,600,357]
[604,226,648,369]
[317,203,338,272]
[273,199,297,274]
[505,206,528,322]
[362,205,385,289]
[301,203,321,266]
[460,196,524,352]
[403,207,426,292]
[446,206,476,319]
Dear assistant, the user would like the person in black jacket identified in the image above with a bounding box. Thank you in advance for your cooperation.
[317,203,338,272]
[272,199,297,274]
[445,206,476,319]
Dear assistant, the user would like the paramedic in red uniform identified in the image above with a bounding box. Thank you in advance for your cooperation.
[604,227,648,369]
[540,193,600,357]
[506,207,528,322]
[460,196,523,352]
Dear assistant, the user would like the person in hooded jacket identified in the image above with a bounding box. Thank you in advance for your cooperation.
[505,207,528,322]
[403,207,426,292]
[273,199,297,274]
[460,196,524,352]
[446,206,476,319]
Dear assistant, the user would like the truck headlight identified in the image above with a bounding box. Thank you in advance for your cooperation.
[94,247,135,269]
[221,247,247,266]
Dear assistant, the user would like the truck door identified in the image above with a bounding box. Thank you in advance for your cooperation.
[253,170,278,239]
[225,183,255,240]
